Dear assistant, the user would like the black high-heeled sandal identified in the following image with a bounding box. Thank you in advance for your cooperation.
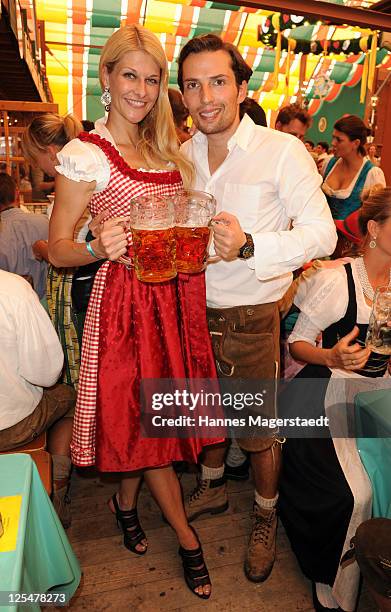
[179,542,211,600]
[109,493,147,556]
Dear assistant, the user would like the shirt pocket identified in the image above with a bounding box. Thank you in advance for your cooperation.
[222,183,264,231]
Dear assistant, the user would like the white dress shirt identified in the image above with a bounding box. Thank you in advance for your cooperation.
[0,270,64,430]
[182,114,337,308]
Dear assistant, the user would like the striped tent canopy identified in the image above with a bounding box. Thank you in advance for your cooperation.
[28,0,391,122]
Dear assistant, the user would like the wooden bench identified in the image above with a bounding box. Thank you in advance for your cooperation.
[1,432,52,495]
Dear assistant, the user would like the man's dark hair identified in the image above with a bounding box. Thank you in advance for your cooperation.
[177,34,253,93]
[239,97,267,127]
[334,114,369,157]
[168,88,189,127]
[317,141,329,153]
[305,140,314,148]
[0,173,16,208]
[275,103,312,129]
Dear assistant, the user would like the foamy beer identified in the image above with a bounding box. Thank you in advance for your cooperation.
[173,190,217,273]
[130,195,176,283]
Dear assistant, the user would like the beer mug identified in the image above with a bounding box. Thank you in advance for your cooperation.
[129,195,176,283]
[366,285,391,355]
[173,189,217,273]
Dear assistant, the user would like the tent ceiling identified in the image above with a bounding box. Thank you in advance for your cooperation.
[32,0,391,121]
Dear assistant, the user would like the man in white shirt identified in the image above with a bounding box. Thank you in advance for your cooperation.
[0,270,75,527]
[178,34,337,583]
[0,173,49,299]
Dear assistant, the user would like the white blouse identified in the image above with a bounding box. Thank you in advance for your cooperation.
[55,117,174,192]
[322,157,385,200]
[288,258,371,346]
[55,118,111,192]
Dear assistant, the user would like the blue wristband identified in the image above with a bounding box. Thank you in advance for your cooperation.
[86,240,100,259]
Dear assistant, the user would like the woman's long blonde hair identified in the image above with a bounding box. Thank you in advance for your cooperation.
[99,25,194,187]
[22,113,82,162]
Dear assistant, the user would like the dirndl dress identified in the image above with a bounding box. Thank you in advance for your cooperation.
[70,132,221,472]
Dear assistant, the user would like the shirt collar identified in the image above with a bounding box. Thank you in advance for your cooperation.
[192,113,256,153]
[227,113,255,152]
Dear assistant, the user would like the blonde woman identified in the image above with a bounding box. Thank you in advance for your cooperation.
[22,113,84,391]
[49,25,222,599]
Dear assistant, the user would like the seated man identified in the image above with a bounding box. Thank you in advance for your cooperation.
[0,270,75,527]
[0,173,48,299]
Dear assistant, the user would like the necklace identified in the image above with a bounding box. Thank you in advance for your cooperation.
[356,256,391,301]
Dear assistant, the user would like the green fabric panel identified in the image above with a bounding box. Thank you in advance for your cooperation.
[87,67,99,79]
[352,49,386,67]
[91,0,121,28]
[289,25,315,42]
[253,50,275,74]
[305,81,364,144]
[376,48,388,64]
[89,26,116,47]
[91,13,121,28]
[208,2,239,9]
[193,7,227,36]
[86,86,103,122]
[169,64,178,86]
[87,50,99,80]
[329,61,354,84]
[248,73,265,90]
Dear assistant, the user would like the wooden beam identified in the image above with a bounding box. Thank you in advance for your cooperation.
[0,101,58,112]
[0,127,26,134]
[372,0,391,13]
[0,156,25,162]
[2,111,11,175]
[213,0,391,32]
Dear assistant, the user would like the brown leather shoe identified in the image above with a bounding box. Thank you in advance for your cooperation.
[185,476,228,522]
[244,503,277,582]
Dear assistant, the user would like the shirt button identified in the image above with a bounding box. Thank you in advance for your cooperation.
[247,308,255,316]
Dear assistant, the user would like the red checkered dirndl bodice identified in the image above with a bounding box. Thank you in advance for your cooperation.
[70,133,221,469]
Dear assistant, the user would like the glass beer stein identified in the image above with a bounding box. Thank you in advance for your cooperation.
[366,285,391,355]
[173,189,217,273]
[129,195,176,283]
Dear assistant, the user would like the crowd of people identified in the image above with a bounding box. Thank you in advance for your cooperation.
[0,24,390,611]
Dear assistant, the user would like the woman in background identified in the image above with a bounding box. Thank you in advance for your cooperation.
[322,115,385,222]
[22,113,85,390]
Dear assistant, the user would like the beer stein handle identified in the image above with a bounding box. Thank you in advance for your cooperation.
[118,255,134,269]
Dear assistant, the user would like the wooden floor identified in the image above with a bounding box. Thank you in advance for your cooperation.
[65,469,376,612]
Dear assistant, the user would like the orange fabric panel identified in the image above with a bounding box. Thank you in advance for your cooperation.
[176,5,194,37]
[126,0,144,25]
[222,13,242,44]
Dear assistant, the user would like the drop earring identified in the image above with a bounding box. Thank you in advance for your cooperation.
[100,87,111,112]
[369,236,377,249]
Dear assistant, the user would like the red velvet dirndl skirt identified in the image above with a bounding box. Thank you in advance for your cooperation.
[95,263,222,471]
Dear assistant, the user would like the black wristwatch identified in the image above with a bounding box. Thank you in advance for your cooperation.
[238,233,254,259]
